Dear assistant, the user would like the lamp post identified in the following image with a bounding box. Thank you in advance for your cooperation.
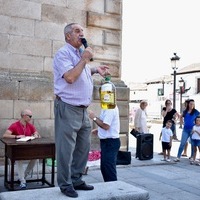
[170,53,180,110]
[162,80,165,96]
[179,77,184,128]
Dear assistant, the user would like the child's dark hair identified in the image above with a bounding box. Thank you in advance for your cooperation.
[166,120,173,124]
[195,116,200,124]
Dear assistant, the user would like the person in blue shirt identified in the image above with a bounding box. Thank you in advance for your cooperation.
[174,99,200,162]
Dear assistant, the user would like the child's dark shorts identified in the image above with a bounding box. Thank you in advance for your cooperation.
[191,139,200,147]
[162,141,171,150]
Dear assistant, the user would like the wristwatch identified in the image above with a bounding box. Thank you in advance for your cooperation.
[93,117,97,122]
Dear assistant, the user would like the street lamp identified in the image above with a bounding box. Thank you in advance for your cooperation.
[162,80,165,96]
[179,77,184,128]
[179,77,185,111]
[171,53,180,110]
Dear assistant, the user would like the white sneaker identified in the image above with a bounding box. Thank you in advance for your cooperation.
[166,159,171,162]
[173,158,180,162]
[161,158,166,161]
[20,182,27,189]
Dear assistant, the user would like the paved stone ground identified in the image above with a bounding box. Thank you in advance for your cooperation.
[0,181,150,200]
[0,123,200,199]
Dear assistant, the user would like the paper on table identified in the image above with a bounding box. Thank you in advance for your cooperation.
[16,136,35,142]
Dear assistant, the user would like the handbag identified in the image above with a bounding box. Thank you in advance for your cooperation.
[116,150,131,165]
[130,128,141,138]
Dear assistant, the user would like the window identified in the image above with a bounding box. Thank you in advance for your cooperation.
[157,88,164,96]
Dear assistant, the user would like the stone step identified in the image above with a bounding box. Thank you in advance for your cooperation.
[0,180,149,200]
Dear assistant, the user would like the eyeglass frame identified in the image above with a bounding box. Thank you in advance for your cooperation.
[25,114,32,118]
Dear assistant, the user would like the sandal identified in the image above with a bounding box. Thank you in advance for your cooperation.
[190,161,195,165]
[196,162,200,166]
[196,163,200,166]
[173,158,180,162]
[181,154,187,157]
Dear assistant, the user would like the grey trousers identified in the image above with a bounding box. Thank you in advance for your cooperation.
[15,160,37,183]
[54,99,91,190]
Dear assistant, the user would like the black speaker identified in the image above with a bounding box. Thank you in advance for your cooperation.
[136,133,153,160]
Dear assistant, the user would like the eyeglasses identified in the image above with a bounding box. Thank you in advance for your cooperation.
[26,115,32,118]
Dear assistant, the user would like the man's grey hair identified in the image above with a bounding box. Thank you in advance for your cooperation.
[64,23,78,36]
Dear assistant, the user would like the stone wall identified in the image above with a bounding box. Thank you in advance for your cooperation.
[0,0,130,156]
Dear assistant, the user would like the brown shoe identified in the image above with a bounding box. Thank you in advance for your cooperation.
[173,135,179,140]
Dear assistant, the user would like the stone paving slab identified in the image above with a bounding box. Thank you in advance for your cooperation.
[0,181,149,200]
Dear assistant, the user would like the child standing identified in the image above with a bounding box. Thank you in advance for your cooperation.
[190,116,200,165]
[159,120,173,162]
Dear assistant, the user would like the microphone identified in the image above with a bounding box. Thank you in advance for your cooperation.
[81,38,93,61]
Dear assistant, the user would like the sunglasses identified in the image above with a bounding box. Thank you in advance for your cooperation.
[26,115,32,118]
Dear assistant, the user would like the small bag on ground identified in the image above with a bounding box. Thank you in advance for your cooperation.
[116,150,131,165]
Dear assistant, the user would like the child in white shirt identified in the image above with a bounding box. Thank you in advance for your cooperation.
[159,120,173,162]
[190,116,200,165]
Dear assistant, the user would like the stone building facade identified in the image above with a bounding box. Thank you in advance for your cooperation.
[0,0,129,156]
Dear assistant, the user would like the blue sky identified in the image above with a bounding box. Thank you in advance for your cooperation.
[122,0,200,83]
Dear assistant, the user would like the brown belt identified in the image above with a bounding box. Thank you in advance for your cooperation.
[55,95,87,108]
